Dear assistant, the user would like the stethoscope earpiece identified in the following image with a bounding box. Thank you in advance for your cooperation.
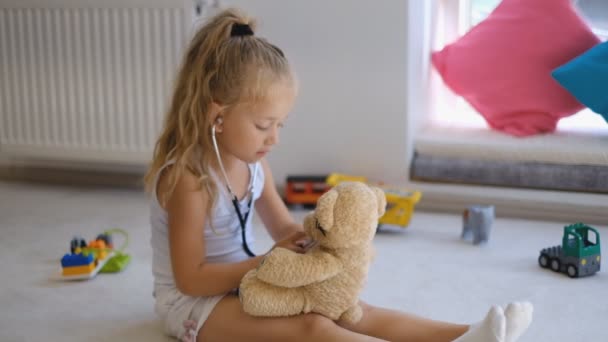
[212,118,223,134]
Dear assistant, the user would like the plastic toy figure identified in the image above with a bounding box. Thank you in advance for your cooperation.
[70,236,87,253]
[96,233,113,248]
[538,223,601,278]
[461,205,495,245]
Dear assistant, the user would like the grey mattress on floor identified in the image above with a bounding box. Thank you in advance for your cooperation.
[410,152,608,193]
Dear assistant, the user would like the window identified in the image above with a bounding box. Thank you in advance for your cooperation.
[406,0,608,195]
[468,0,608,38]
[404,1,607,221]
[429,0,608,134]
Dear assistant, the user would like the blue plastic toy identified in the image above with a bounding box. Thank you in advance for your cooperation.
[461,205,495,245]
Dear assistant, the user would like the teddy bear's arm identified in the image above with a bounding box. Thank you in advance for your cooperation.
[256,247,343,288]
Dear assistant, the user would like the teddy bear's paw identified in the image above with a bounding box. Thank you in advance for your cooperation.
[238,270,258,303]
[339,305,363,325]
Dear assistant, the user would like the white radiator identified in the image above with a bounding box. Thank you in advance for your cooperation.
[0,0,202,165]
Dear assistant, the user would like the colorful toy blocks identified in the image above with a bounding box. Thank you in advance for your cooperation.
[61,253,94,267]
[58,229,130,281]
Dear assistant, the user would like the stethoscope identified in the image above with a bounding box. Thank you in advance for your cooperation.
[211,122,258,257]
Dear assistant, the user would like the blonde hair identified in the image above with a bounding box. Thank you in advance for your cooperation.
[144,8,295,218]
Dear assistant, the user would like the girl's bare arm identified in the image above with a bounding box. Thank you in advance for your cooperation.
[254,159,305,242]
[161,169,263,297]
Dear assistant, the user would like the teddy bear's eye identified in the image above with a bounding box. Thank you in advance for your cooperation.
[315,219,326,236]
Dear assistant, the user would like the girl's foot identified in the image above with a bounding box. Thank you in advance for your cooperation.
[453,305,506,342]
[504,302,534,342]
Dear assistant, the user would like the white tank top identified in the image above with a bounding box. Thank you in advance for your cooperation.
[149,160,265,293]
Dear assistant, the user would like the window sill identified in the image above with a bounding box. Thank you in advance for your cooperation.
[414,125,608,166]
[410,124,608,224]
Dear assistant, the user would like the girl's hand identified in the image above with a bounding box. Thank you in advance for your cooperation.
[271,231,314,254]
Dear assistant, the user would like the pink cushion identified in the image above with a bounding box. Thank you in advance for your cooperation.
[432,0,600,136]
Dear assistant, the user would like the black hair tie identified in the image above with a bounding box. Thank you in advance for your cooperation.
[231,23,254,37]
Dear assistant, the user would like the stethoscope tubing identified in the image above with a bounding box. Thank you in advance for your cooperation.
[211,124,258,257]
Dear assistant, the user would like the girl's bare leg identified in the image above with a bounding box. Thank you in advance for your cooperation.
[339,301,532,342]
[338,301,469,342]
[197,295,387,342]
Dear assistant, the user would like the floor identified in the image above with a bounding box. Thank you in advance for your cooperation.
[0,180,606,342]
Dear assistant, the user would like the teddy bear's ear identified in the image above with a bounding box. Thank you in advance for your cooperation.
[371,187,387,217]
[316,189,338,229]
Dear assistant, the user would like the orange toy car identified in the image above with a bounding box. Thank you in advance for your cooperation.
[284,175,331,206]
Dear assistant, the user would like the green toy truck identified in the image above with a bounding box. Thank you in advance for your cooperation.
[538,223,601,278]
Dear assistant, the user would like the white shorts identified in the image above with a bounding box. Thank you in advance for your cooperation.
[154,287,230,340]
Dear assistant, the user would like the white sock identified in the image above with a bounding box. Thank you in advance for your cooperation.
[504,302,534,342]
[453,305,506,342]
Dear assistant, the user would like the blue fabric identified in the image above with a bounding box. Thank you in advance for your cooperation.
[552,41,608,123]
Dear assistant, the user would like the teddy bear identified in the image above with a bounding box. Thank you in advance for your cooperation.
[239,181,386,324]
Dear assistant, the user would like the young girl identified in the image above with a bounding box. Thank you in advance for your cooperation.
[145,8,533,342]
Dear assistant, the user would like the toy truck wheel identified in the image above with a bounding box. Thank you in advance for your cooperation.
[550,258,561,272]
[566,264,578,278]
[538,254,550,268]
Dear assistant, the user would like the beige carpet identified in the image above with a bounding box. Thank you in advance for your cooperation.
[0,180,606,342]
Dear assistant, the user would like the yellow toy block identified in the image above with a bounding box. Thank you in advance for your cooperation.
[379,186,422,227]
[62,263,95,276]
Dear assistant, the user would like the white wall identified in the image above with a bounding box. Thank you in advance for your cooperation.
[224,0,410,185]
